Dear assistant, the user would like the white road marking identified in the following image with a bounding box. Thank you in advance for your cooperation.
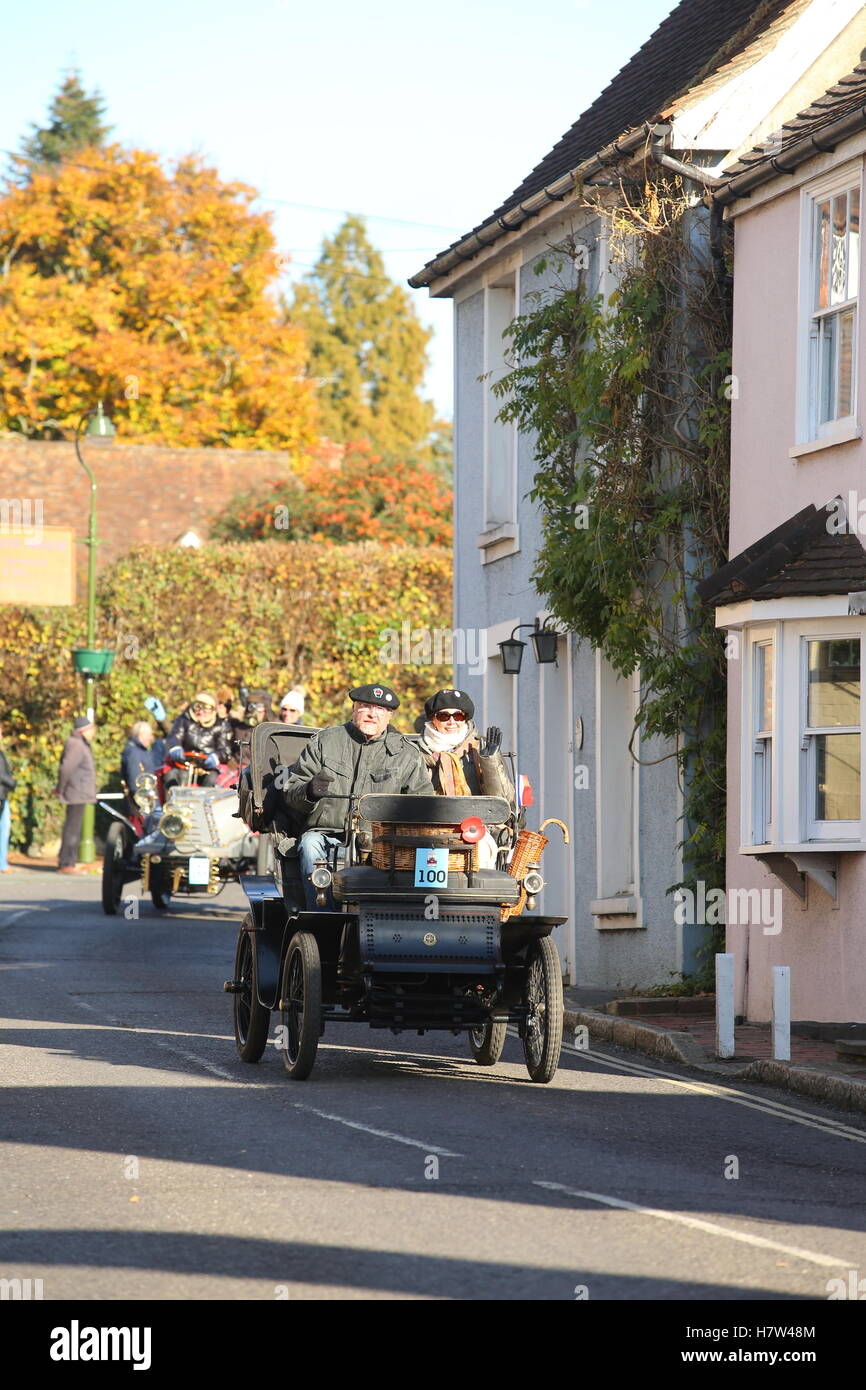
[0,909,31,928]
[293,1103,463,1157]
[534,1181,853,1270]
[507,1026,866,1145]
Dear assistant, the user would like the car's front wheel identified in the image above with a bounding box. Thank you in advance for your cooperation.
[279,932,322,1080]
[522,937,563,1083]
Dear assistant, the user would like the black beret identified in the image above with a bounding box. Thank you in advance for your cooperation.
[348,683,400,710]
[425,688,475,719]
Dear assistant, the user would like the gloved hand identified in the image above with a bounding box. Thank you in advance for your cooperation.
[203,753,220,771]
[306,771,334,802]
[145,696,166,722]
[478,726,502,757]
[168,745,185,761]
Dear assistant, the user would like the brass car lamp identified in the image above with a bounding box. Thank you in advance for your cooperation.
[311,863,333,908]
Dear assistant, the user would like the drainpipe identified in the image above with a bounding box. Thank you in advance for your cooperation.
[647,131,731,293]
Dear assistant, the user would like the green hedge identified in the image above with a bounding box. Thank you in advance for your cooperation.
[1,540,453,850]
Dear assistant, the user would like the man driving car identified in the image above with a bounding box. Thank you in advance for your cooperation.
[279,682,433,909]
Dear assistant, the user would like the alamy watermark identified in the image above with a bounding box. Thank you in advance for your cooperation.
[674,882,782,934]
[0,497,43,544]
[378,621,486,675]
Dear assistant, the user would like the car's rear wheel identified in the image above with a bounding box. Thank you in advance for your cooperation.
[279,932,321,1080]
[468,1019,507,1066]
[522,936,563,1083]
[101,821,128,916]
[233,917,271,1062]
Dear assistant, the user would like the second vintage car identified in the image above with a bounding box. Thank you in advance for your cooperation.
[101,750,270,913]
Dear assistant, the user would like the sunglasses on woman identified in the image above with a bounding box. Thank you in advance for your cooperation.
[433,709,467,722]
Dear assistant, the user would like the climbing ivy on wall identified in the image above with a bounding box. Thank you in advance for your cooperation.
[493,175,732,983]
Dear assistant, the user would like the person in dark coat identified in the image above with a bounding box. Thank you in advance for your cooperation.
[0,719,16,873]
[165,691,232,788]
[416,689,515,870]
[280,683,433,908]
[417,689,514,800]
[121,721,159,814]
[227,689,274,758]
[56,716,96,873]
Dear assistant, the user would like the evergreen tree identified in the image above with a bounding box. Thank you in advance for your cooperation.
[289,215,437,457]
[18,71,111,178]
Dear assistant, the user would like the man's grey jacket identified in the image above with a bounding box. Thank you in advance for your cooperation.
[282,722,434,832]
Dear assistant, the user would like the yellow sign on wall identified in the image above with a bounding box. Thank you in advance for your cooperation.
[0,521,76,605]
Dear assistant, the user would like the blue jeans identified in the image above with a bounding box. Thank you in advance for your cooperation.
[298,830,342,910]
[0,800,10,871]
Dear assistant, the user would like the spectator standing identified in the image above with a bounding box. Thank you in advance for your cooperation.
[0,720,15,873]
[279,690,306,724]
[56,716,96,874]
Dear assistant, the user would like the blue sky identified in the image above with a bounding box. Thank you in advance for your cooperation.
[1,0,675,417]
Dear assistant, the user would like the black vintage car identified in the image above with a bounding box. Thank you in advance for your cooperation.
[225,721,566,1082]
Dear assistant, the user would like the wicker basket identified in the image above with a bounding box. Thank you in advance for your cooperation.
[371,821,479,873]
[501,818,570,921]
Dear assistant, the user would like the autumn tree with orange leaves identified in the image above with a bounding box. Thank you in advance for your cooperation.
[210,440,452,548]
[0,144,318,448]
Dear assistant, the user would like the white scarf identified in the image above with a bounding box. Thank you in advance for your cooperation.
[421,719,476,755]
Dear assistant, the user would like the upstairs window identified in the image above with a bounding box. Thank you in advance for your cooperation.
[801,167,861,443]
[812,186,859,428]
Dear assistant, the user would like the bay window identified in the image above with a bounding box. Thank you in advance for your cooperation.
[739,619,864,851]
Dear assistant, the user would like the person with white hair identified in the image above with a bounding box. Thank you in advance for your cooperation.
[121,720,158,813]
[279,690,306,724]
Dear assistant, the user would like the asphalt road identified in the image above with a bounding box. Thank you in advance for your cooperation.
[2,865,866,1303]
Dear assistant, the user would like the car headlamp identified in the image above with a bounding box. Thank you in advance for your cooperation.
[161,810,191,840]
[135,773,157,792]
[310,866,333,889]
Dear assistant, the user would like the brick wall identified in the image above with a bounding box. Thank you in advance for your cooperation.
[0,438,291,581]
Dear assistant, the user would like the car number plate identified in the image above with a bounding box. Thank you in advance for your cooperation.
[414,847,448,888]
[188,856,210,885]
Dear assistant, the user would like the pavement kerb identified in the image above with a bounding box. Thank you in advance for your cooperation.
[566,1007,719,1069]
[564,1006,866,1114]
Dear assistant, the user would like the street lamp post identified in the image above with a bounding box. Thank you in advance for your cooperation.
[74,402,115,862]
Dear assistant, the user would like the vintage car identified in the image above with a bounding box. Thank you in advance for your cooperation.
[224,721,567,1082]
[101,751,270,914]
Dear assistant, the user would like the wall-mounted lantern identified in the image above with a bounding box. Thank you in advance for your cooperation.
[499,620,560,675]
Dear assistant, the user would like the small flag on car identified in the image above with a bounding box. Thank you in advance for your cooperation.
[518,775,534,806]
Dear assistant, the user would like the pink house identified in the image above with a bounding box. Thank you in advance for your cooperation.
[704,59,866,1023]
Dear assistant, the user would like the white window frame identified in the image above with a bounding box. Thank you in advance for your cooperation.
[751,635,775,845]
[741,617,865,851]
[801,632,862,842]
[476,274,519,563]
[794,160,863,451]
